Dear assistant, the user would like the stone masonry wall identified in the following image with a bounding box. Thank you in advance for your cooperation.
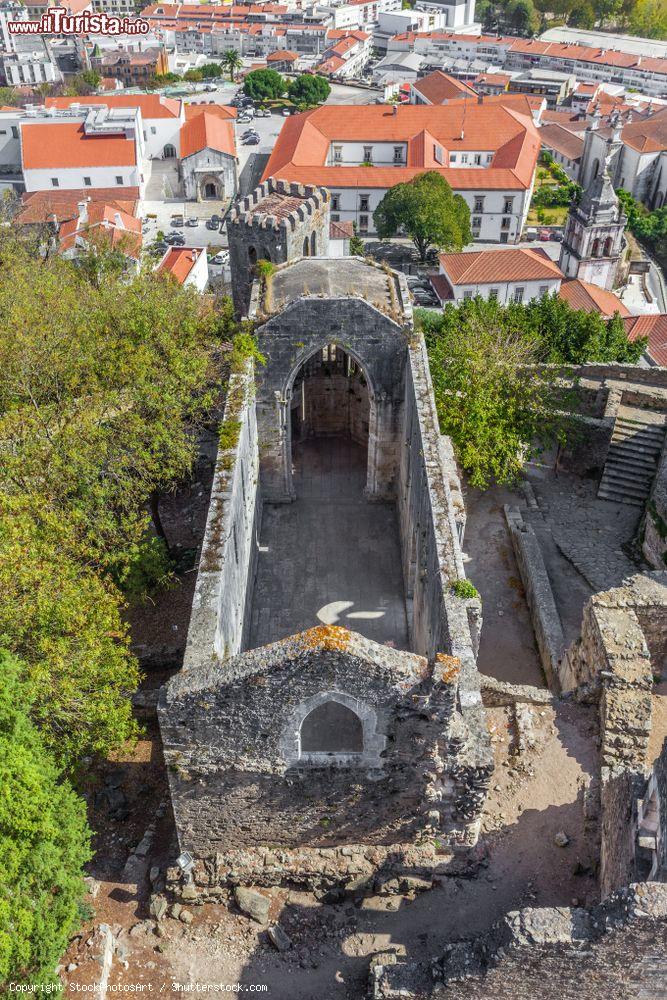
[180,364,261,670]
[397,339,493,846]
[644,435,667,570]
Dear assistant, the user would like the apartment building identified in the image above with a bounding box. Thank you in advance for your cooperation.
[262,99,540,242]
[93,46,169,86]
[316,0,401,30]
[387,31,667,98]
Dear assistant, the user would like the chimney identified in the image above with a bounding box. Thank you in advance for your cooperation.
[392,103,398,116]
[77,199,88,226]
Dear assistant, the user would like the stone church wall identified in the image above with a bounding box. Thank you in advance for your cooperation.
[180,363,262,671]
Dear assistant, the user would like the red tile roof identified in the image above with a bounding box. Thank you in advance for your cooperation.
[44,93,182,119]
[21,122,137,169]
[16,188,140,225]
[267,49,299,62]
[184,103,236,121]
[624,314,667,366]
[411,70,477,104]
[539,122,585,162]
[558,279,630,318]
[180,112,236,158]
[262,101,540,191]
[157,246,204,283]
[439,247,562,284]
[329,219,354,239]
[58,203,142,258]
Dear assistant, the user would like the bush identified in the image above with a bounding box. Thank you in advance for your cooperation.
[287,73,330,106]
[451,579,479,599]
[244,69,285,101]
[0,651,91,987]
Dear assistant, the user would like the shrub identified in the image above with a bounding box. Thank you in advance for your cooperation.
[451,579,479,599]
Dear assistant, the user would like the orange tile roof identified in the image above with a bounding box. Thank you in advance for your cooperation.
[262,102,540,191]
[559,278,630,318]
[330,219,354,239]
[267,49,299,61]
[44,93,182,120]
[16,188,140,224]
[621,107,667,154]
[21,122,137,170]
[624,314,667,366]
[317,55,346,75]
[180,112,236,158]
[185,103,236,121]
[539,122,584,162]
[439,247,562,285]
[411,70,477,104]
[157,246,203,283]
[58,203,142,258]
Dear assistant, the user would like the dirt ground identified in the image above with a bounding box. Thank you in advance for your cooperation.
[62,698,599,999]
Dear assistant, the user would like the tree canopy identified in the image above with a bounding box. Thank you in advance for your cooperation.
[0,231,247,768]
[287,73,331,106]
[373,171,471,262]
[243,68,285,101]
[0,651,91,987]
[421,295,644,488]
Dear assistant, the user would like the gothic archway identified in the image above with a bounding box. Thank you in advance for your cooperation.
[163,143,177,158]
[198,174,223,200]
[280,690,386,766]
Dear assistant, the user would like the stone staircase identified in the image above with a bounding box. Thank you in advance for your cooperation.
[598,407,666,507]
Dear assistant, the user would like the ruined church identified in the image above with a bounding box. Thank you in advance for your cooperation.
[158,178,493,893]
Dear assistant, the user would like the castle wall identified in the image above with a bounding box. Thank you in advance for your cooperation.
[180,363,262,670]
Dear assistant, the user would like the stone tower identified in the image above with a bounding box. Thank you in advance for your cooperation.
[226,176,330,316]
[559,159,626,291]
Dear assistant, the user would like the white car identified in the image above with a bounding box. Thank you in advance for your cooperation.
[210,251,229,266]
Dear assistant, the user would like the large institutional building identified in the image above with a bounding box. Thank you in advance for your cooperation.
[262,97,541,242]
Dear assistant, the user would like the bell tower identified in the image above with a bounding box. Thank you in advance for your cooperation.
[559,158,626,291]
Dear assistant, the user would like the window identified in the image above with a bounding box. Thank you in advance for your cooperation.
[474,153,481,165]
[461,153,468,164]
[150,126,156,134]
[333,144,342,162]
[83,176,91,186]
[474,196,484,213]
[362,145,373,163]
[393,145,403,163]
[472,216,481,229]
[513,287,524,303]
[539,285,549,296]
[359,194,369,212]
[359,213,369,231]
[463,289,473,300]
[434,143,443,164]
[331,193,340,211]
[331,212,340,222]
[450,153,457,163]
[486,153,493,163]
[503,196,514,214]
[116,176,123,185]
[489,288,499,300]
[501,216,511,230]
[51,177,59,187]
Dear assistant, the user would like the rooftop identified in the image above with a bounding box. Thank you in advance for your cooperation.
[262,99,540,192]
[559,278,630,318]
[157,246,204,284]
[21,120,137,170]
[45,93,182,119]
[624,313,667,366]
[180,111,236,158]
[538,121,585,161]
[15,187,140,224]
[438,247,563,285]
[410,69,478,104]
[263,257,402,316]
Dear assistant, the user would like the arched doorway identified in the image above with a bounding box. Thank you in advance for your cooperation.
[300,700,363,754]
[302,236,309,257]
[163,143,176,158]
[288,343,371,499]
[198,174,222,200]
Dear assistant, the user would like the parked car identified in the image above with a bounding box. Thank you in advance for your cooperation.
[206,218,220,231]
[243,134,260,144]
[210,251,229,265]
[241,128,259,138]
[153,241,168,253]
[538,228,553,242]
[256,107,271,117]
[551,230,564,242]
[238,114,253,124]
[281,107,292,116]
[186,217,198,227]
[171,215,184,227]
[205,84,217,92]
[524,227,539,242]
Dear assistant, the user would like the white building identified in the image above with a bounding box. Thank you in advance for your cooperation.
[17,105,147,197]
[262,99,541,242]
[559,163,626,291]
[44,94,185,160]
[316,0,401,31]
[157,245,209,290]
[578,107,667,210]
[430,246,563,305]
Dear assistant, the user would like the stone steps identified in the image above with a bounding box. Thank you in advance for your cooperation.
[598,413,665,507]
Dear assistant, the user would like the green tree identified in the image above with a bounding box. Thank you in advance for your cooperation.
[200,62,223,78]
[373,171,471,262]
[567,0,596,26]
[0,651,91,986]
[629,0,667,38]
[243,68,285,101]
[507,0,541,33]
[0,86,18,106]
[287,73,331,106]
[222,49,243,82]
[184,68,203,82]
[422,303,571,488]
[349,221,365,256]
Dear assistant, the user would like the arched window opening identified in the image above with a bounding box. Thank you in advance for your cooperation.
[204,181,218,199]
[603,237,613,257]
[592,238,600,258]
[248,245,257,265]
[303,236,309,257]
[310,231,317,256]
[592,158,600,179]
[300,701,363,754]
